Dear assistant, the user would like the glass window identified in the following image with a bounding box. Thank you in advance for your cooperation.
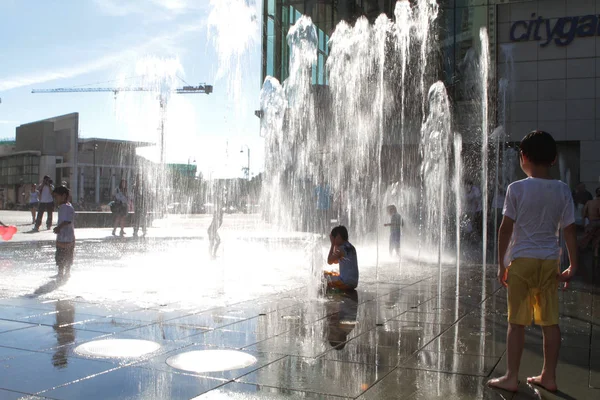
[266,17,275,77]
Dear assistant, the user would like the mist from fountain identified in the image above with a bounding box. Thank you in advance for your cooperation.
[207,0,259,107]
[259,0,479,277]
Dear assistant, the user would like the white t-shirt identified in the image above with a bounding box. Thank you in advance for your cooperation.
[39,184,54,203]
[57,203,75,243]
[503,177,574,261]
[115,188,128,203]
[29,191,39,204]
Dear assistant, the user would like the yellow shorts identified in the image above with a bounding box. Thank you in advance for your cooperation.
[507,258,559,326]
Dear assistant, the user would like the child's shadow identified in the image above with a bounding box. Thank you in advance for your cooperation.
[29,278,69,297]
[513,382,581,400]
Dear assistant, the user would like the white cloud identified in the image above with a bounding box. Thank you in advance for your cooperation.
[0,120,18,124]
[0,24,202,92]
[0,52,128,92]
[93,0,207,17]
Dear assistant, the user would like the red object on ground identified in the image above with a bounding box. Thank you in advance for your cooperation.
[0,225,17,241]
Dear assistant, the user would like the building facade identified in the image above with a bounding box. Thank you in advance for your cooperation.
[497,0,600,189]
[261,0,600,192]
[0,113,153,208]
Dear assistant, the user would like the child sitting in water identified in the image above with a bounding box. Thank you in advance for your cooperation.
[324,225,359,290]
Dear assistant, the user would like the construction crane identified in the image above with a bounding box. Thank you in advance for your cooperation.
[31,83,213,163]
[32,84,213,95]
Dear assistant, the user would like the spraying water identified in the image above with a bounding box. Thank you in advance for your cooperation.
[207,0,259,106]
[259,0,488,296]
[374,14,392,271]
[454,134,463,292]
[479,28,490,273]
[420,82,452,280]
[394,1,412,266]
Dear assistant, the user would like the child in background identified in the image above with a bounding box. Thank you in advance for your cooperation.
[487,131,578,393]
[208,207,224,259]
[53,186,75,280]
[29,184,39,224]
[324,226,359,290]
[384,205,403,257]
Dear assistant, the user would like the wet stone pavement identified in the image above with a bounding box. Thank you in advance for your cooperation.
[0,238,598,398]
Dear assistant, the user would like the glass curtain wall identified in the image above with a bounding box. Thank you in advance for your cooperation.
[262,0,396,85]
[0,154,40,186]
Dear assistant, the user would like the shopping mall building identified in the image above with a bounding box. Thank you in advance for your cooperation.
[261,0,600,191]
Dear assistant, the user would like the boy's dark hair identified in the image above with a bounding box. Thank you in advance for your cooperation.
[519,130,557,166]
[596,187,600,197]
[53,186,69,196]
[331,225,349,241]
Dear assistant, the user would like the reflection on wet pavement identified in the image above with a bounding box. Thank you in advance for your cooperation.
[0,240,598,399]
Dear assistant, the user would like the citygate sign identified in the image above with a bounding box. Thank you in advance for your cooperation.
[510,13,599,46]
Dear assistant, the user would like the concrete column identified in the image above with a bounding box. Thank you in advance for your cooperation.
[79,167,85,201]
[95,167,100,204]
[110,168,115,197]
[71,168,78,203]
[126,168,131,192]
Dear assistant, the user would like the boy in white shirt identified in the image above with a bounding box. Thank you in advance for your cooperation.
[53,186,75,280]
[488,131,578,393]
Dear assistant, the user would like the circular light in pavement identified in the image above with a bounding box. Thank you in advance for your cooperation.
[166,350,257,373]
[74,339,161,359]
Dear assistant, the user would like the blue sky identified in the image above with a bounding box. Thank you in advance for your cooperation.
[0,0,264,178]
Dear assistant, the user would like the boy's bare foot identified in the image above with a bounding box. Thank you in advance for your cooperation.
[487,376,519,392]
[527,375,557,392]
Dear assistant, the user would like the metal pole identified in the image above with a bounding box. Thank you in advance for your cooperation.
[247,148,251,181]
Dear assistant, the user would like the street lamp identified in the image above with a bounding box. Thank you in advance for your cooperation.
[93,142,99,204]
[240,145,250,181]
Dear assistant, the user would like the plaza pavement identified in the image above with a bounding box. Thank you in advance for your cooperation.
[0,210,598,399]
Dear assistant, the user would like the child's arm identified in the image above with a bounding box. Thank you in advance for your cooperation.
[558,223,578,288]
[327,237,346,265]
[497,216,514,287]
[327,243,340,265]
[53,221,71,234]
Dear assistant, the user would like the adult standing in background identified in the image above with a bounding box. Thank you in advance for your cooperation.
[28,184,39,224]
[573,182,593,206]
[112,179,129,237]
[465,179,483,239]
[573,183,593,228]
[34,176,55,232]
[491,178,507,237]
[579,187,600,257]
[132,174,148,237]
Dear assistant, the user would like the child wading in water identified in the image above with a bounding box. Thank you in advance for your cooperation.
[384,205,403,257]
[324,226,359,290]
[208,207,224,259]
[53,186,75,280]
[488,131,578,393]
